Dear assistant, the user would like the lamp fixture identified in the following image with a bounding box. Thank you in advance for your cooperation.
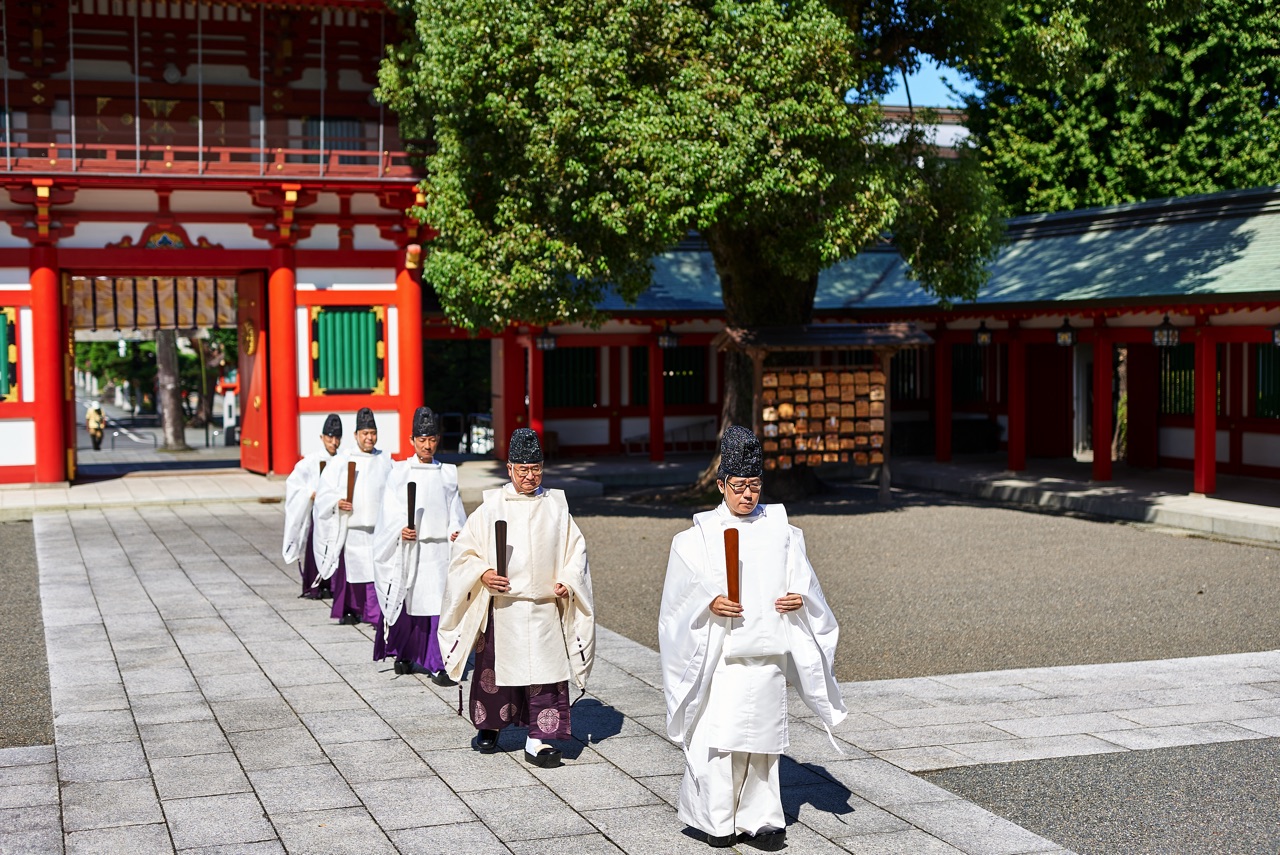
[1055,319,1076,348]
[974,321,993,347]
[534,332,557,351]
[1153,315,1180,348]
[1272,322,1280,347]
[657,325,679,349]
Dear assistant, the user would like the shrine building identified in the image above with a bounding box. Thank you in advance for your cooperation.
[4,2,1280,497]
[0,0,425,483]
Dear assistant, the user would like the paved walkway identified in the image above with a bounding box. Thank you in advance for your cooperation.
[7,500,1280,853]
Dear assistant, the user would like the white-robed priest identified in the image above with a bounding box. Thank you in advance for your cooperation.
[281,413,342,600]
[373,406,466,682]
[315,407,393,626]
[438,427,594,769]
[659,425,846,850]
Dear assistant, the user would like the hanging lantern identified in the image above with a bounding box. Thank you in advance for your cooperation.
[1055,319,1076,347]
[974,321,993,347]
[1153,315,1180,348]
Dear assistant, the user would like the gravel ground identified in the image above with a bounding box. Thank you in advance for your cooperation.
[575,483,1280,683]
[0,520,52,749]
[923,739,1280,854]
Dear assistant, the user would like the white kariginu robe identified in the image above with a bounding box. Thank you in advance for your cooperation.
[373,459,467,627]
[281,450,334,565]
[659,502,845,839]
[438,484,594,688]
[314,447,392,583]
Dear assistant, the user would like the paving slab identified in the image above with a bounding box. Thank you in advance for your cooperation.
[28,495,1280,853]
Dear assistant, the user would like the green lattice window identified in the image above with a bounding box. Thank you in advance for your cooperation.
[310,306,385,395]
[0,308,16,402]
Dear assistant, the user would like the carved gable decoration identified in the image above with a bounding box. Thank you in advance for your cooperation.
[105,222,224,250]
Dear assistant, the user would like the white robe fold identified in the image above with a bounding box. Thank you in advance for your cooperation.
[281,450,332,565]
[372,459,466,627]
[438,484,594,688]
[659,502,846,838]
[314,448,392,583]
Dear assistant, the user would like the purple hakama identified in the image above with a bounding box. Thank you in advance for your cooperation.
[328,556,383,625]
[300,528,325,599]
[469,604,571,740]
[373,613,444,672]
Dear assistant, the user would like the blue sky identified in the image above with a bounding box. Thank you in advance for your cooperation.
[880,59,974,108]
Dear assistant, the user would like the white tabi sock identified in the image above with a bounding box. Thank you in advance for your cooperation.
[525,735,548,755]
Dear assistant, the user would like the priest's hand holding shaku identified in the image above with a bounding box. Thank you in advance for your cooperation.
[480,570,569,598]
[709,593,803,617]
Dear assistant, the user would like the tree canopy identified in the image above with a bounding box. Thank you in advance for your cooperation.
[378,0,1042,333]
[964,0,1275,215]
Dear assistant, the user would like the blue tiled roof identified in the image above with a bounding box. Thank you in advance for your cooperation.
[611,185,1280,314]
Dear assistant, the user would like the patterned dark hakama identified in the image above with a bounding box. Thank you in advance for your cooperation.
[469,604,571,740]
[329,556,382,624]
[373,613,443,672]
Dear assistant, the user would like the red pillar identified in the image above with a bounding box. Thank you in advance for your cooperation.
[494,331,526,460]
[529,338,545,441]
[1092,335,1112,481]
[267,247,299,475]
[648,341,665,462]
[396,265,423,425]
[1007,333,1026,472]
[30,245,66,483]
[933,335,952,462]
[1193,332,1217,494]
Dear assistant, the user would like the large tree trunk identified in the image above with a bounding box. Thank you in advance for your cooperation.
[695,225,823,501]
[155,330,190,451]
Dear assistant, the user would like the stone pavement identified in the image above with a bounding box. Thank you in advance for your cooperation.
[7,500,1280,853]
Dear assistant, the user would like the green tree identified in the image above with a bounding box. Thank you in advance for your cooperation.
[378,0,1187,487]
[964,0,1275,215]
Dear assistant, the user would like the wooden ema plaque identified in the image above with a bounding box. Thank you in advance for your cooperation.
[761,368,885,470]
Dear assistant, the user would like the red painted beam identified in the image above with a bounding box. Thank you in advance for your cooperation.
[933,338,952,462]
[1007,336,1027,472]
[648,342,665,462]
[1092,337,1112,481]
[1193,331,1217,494]
[397,265,424,426]
[30,246,66,483]
[268,248,300,475]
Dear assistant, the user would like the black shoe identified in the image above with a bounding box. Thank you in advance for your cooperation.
[393,659,409,675]
[430,670,457,687]
[337,612,360,625]
[473,729,499,753]
[524,745,563,768]
[739,829,786,851]
[703,832,736,848]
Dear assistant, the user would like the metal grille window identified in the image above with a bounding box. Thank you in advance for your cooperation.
[664,345,706,405]
[1160,344,1222,416]
[0,308,16,402]
[951,344,987,405]
[628,346,707,406]
[1256,345,1280,418]
[544,347,599,408]
[629,347,649,407]
[310,306,386,395]
[891,349,931,402]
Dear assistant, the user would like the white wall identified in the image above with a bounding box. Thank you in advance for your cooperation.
[0,420,36,466]
[299,410,401,457]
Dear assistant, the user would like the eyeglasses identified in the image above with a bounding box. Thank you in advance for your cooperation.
[509,464,543,478]
[724,479,763,494]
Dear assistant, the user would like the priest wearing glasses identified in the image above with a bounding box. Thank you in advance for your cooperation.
[659,425,846,850]
[438,428,595,769]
